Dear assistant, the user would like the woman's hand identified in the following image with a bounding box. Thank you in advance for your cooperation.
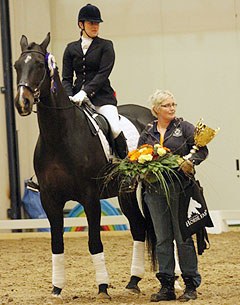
[179,160,195,176]
[71,90,87,104]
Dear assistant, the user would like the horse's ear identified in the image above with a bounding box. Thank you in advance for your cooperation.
[20,35,28,51]
[40,32,50,52]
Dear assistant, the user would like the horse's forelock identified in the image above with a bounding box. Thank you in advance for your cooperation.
[28,42,35,48]
[27,42,40,51]
[21,42,46,58]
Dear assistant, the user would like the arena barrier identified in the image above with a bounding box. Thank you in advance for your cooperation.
[207,210,240,234]
[65,200,128,231]
[0,215,129,231]
[0,210,239,233]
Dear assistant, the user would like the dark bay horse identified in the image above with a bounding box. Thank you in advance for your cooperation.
[14,33,154,301]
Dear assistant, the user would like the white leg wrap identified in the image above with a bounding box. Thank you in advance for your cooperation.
[130,241,145,278]
[52,253,65,289]
[91,252,109,285]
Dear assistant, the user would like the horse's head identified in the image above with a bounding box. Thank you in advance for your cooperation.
[14,33,50,116]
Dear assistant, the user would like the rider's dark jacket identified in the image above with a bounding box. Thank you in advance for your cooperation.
[62,36,117,106]
[138,117,208,165]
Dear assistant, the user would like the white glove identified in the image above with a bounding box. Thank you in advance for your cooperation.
[71,90,87,104]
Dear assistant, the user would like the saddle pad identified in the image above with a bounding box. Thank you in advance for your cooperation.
[119,114,140,152]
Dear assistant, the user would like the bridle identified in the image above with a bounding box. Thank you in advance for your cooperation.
[17,49,47,104]
[16,49,76,111]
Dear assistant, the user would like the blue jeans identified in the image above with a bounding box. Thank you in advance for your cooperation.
[144,180,201,287]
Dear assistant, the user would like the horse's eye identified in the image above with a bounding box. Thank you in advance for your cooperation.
[36,62,45,69]
[14,61,20,70]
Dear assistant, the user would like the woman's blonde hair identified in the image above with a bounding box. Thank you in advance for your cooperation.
[149,89,175,117]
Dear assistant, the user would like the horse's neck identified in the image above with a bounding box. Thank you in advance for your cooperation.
[41,73,68,107]
[37,73,81,145]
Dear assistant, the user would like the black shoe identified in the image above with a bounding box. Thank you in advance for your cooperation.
[178,289,197,302]
[179,275,198,302]
[150,287,176,302]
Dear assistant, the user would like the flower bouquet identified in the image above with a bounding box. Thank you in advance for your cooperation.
[104,119,219,200]
[104,144,184,200]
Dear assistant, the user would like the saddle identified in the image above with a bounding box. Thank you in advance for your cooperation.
[81,103,114,148]
[75,102,140,160]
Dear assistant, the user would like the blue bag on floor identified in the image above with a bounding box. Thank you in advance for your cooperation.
[22,179,50,232]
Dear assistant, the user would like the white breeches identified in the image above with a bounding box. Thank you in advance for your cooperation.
[95,104,121,139]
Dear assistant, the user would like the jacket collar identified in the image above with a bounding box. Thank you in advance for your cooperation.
[78,36,101,55]
[153,117,180,134]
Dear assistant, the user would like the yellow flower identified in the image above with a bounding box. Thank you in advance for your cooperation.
[157,147,167,157]
[138,154,153,164]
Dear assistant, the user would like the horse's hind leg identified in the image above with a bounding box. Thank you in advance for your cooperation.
[118,190,146,294]
[84,199,111,300]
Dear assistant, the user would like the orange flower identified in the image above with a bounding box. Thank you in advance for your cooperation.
[129,151,141,161]
[128,144,154,162]
[139,147,154,155]
[139,144,153,149]
[128,149,138,158]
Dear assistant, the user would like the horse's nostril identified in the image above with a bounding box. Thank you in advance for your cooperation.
[24,98,30,108]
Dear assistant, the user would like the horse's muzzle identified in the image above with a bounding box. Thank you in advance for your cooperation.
[14,86,34,116]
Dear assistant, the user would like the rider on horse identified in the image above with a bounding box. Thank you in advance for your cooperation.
[62,3,128,159]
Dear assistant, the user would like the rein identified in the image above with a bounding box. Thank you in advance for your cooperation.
[37,101,76,110]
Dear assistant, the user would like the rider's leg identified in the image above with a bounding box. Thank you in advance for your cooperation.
[95,105,128,158]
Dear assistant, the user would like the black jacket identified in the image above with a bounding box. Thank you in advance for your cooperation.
[138,117,208,165]
[62,36,117,106]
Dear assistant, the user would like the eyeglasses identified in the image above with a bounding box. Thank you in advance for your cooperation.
[160,103,177,108]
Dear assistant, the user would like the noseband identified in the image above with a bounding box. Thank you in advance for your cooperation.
[17,50,47,104]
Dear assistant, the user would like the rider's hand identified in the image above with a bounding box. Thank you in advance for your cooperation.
[71,90,87,104]
[179,159,195,176]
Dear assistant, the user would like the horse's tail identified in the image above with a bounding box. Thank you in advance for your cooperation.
[141,187,158,271]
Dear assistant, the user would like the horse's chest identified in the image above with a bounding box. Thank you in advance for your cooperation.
[36,159,71,185]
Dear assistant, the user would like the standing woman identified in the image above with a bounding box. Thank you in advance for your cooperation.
[138,90,208,302]
[62,3,127,158]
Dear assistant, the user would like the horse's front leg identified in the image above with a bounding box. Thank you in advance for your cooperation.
[118,190,146,294]
[84,199,111,300]
[41,193,65,301]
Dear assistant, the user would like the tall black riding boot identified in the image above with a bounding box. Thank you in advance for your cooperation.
[150,273,176,302]
[114,131,128,159]
[178,275,197,302]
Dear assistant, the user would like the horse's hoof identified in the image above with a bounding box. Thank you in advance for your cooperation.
[125,275,141,294]
[126,281,141,294]
[96,292,111,300]
[49,294,63,304]
[126,286,141,294]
